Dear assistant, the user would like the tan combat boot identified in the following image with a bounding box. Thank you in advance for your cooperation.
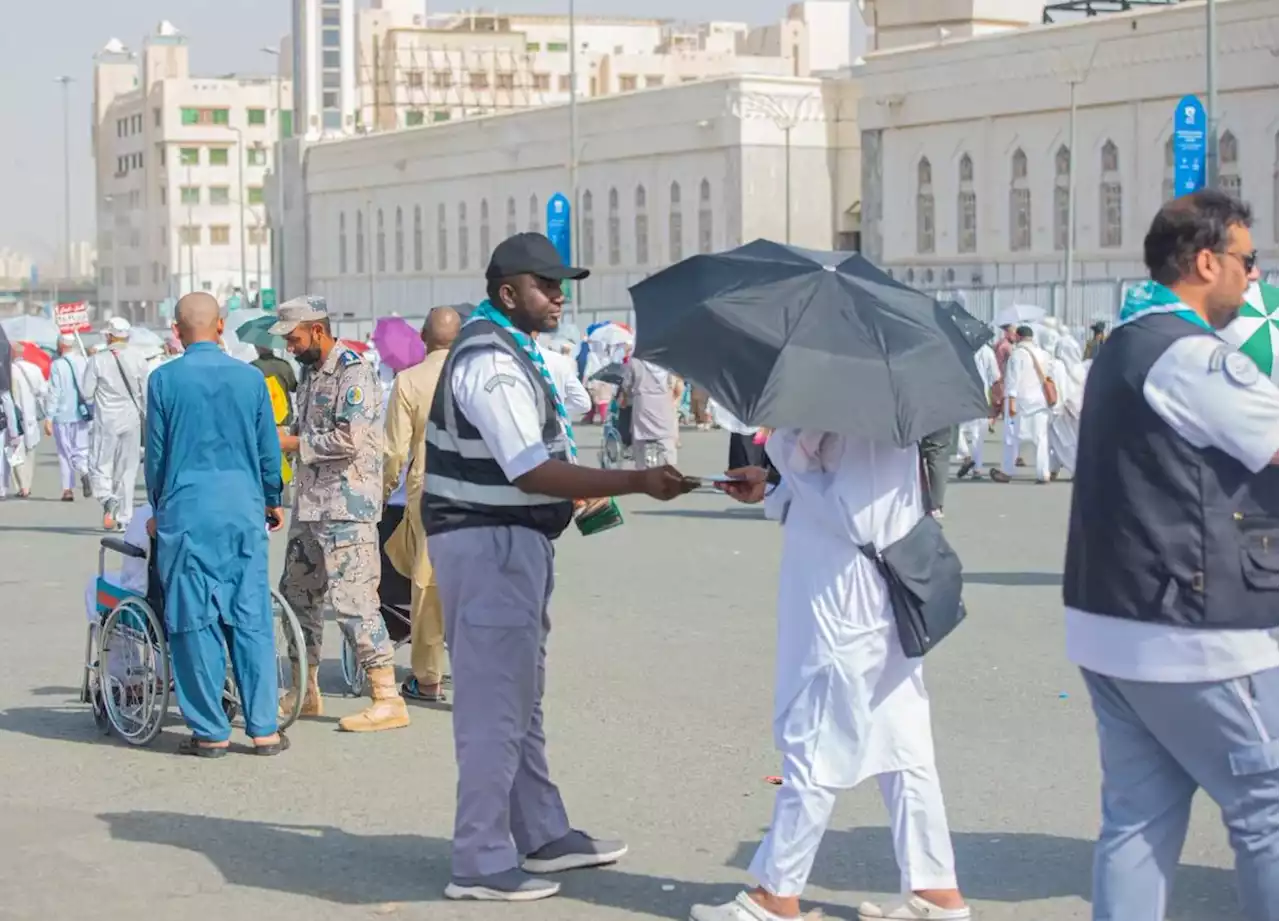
[337,666,410,732]
[278,663,323,718]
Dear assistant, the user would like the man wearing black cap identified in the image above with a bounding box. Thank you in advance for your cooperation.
[423,232,696,902]
[1083,320,1107,361]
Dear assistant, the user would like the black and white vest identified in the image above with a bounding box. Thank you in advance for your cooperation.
[422,319,575,540]
[1063,312,1279,630]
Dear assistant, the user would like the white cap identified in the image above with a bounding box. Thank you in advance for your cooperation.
[58,333,76,346]
[106,316,132,337]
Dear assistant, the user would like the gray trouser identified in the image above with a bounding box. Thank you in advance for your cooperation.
[92,424,141,524]
[1082,667,1279,921]
[429,525,571,878]
[918,427,952,512]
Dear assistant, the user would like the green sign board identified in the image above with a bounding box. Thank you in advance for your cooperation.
[261,288,277,312]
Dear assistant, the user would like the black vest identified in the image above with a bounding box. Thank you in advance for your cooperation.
[1063,312,1279,630]
[422,319,575,540]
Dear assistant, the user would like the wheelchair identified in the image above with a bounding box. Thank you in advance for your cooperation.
[82,535,309,746]
[599,399,631,470]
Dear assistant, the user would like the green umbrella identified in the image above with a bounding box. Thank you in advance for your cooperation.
[1221,281,1279,384]
[236,315,283,350]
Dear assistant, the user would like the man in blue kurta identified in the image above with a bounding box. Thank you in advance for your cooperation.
[145,292,289,757]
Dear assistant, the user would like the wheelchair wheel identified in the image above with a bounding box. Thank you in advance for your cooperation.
[339,634,365,696]
[97,597,170,747]
[600,427,623,470]
[273,590,307,731]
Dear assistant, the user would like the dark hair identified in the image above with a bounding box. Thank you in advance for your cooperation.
[1015,324,1034,339]
[1144,189,1252,286]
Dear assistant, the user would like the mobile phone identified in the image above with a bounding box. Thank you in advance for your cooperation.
[700,474,746,484]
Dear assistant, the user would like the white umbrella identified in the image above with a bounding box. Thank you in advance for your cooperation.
[993,304,1047,327]
[0,315,60,348]
[127,327,164,351]
[587,323,635,349]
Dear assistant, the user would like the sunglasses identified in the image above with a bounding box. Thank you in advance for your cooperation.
[1222,249,1258,274]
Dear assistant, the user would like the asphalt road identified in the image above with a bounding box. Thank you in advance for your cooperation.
[0,429,1235,921]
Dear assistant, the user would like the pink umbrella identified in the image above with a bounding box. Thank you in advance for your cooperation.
[371,316,425,372]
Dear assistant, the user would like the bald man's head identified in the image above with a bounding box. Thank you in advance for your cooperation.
[422,306,461,352]
[174,292,224,346]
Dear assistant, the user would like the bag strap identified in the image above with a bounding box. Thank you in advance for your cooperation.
[110,349,141,412]
[64,356,86,404]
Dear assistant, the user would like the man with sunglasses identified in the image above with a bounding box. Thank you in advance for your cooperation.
[1064,189,1278,921]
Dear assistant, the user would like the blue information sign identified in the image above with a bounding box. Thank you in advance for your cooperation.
[545,192,573,302]
[1172,94,1206,196]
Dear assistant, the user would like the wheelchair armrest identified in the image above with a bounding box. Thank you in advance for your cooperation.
[100,536,147,559]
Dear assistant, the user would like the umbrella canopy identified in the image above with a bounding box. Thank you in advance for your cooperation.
[236,315,283,351]
[629,239,988,448]
[126,327,164,352]
[0,315,60,349]
[587,323,635,349]
[589,361,626,386]
[1221,281,1279,384]
[14,341,51,380]
[372,316,426,372]
[937,299,992,352]
[993,303,1046,328]
[340,338,370,354]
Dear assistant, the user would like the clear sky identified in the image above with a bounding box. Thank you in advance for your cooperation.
[0,0,795,269]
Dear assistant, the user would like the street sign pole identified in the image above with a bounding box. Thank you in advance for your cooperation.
[546,193,573,321]
[1172,95,1207,196]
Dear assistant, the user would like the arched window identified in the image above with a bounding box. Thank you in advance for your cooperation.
[1099,139,1122,248]
[1053,146,1071,252]
[1218,130,1241,200]
[413,205,423,271]
[1273,134,1278,243]
[698,179,713,254]
[668,181,683,263]
[338,211,347,274]
[394,206,404,272]
[458,202,469,271]
[607,188,621,265]
[1009,148,1031,252]
[957,154,976,254]
[581,190,595,266]
[355,209,365,273]
[506,196,517,238]
[915,157,934,254]
[528,194,541,233]
[1162,137,1175,203]
[376,208,386,273]
[635,184,649,265]
[480,199,491,266]
[437,203,448,270]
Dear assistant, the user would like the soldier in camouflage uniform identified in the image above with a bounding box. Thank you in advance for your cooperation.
[270,296,410,733]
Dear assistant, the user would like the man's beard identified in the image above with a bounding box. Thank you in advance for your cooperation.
[296,345,323,366]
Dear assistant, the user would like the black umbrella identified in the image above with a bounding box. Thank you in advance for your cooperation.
[629,240,988,448]
[589,361,625,386]
[938,299,993,352]
[0,322,11,395]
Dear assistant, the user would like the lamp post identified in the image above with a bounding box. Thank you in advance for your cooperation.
[567,0,580,322]
[1204,0,1219,187]
[262,46,286,297]
[738,91,814,245]
[1060,43,1100,321]
[230,125,249,300]
[55,76,74,280]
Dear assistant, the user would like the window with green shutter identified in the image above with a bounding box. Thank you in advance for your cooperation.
[280,110,293,138]
[247,108,266,125]
[179,147,199,166]
[180,108,199,125]
[209,148,229,166]
[406,110,424,127]
[180,186,200,205]
[212,108,230,125]
[248,186,265,205]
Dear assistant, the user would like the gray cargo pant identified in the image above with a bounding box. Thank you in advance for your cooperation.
[429,525,571,879]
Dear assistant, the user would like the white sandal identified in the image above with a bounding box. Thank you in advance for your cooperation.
[857,896,971,920]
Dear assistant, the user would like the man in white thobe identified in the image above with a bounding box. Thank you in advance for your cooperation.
[43,333,93,501]
[992,325,1054,484]
[1049,333,1088,478]
[693,431,968,921]
[955,339,1000,480]
[2,344,45,498]
[536,336,592,420]
[84,316,148,530]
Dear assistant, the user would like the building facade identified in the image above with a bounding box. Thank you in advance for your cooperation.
[278,75,858,327]
[292,0,358,137]
[857,0,1279,321]
[93,23,292,322]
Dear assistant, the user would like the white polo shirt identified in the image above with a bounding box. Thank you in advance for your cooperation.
[1065,334,1280,682]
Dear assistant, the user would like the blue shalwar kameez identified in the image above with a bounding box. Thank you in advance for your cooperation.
[145,341,284,741]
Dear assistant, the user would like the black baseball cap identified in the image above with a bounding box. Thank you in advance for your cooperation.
[485,232,589,282]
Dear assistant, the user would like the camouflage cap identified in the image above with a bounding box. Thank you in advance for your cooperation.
[268,295,329,335]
